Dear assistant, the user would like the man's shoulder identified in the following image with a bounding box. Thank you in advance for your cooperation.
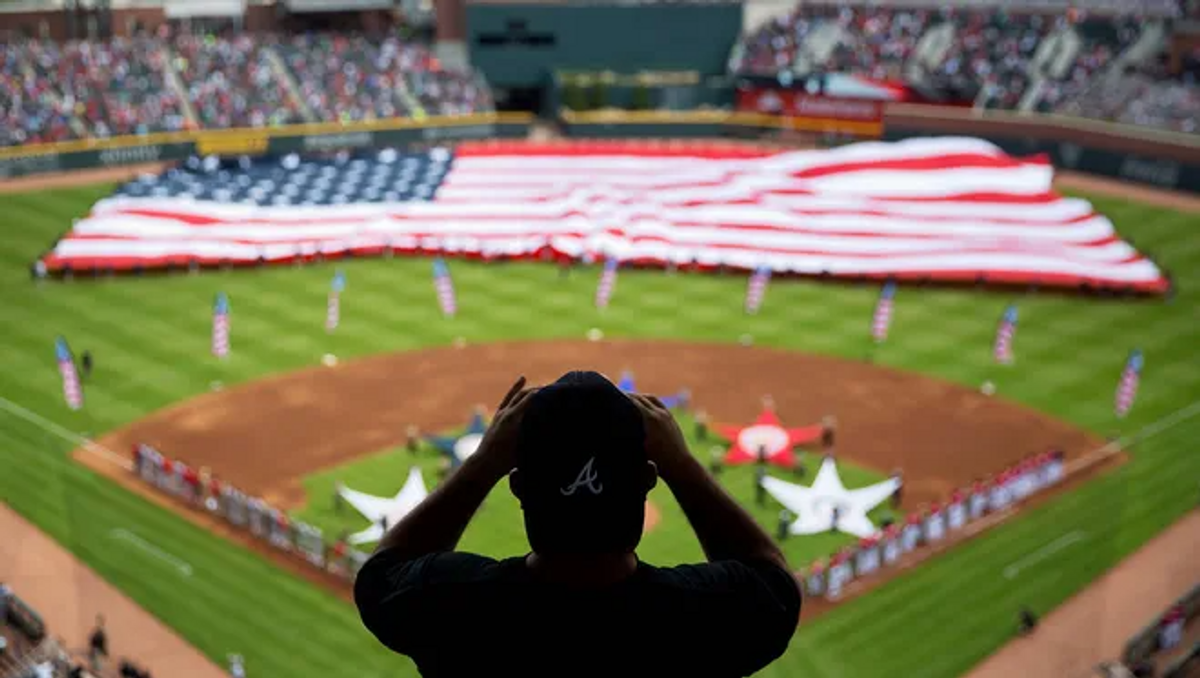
[639,557,793,593]
[360,549,523,587]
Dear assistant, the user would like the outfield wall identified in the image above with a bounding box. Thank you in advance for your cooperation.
[0,114,533,180]
[2,108,1198,193]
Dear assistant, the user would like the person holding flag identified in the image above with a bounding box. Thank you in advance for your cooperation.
[871,280,897,344]
[744,265,771,315]
[212,292,231,359]
[55,336,84,410]
[327,270,346,332]
[993,304,1018,364]
[432,258,457,318]
[1115,349,1144,418]
[595,257,619,310]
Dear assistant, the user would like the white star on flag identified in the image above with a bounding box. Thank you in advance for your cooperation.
[761,457,900,538]
[338,467,430,545]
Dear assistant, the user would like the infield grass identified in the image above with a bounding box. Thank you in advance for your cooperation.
[0,184,1197,678]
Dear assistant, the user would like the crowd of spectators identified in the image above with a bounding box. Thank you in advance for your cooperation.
[408,68,494,117]
[1,36,187,146]
[173,33,304,130]
[1,43,74,146]
[820,7,937,82]
[1054,71,1200,133]
[0,30,495,147]
[731,6,1055,108]
[728,5,828,76]
[279,34,417,123]
[729,5,1158,113]
[935,11,1056,109]
[1035,17,1141,112]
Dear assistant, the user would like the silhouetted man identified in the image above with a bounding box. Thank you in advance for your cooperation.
[81,351,93,379]
[755,465,768,507]
[356,372,801,678]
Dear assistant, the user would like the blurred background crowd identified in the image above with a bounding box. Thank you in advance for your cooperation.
[1,0,1198,148]
[0,26,494,147]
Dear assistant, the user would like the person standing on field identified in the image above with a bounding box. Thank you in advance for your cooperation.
[355,372,801,678]
[87,615,107,675]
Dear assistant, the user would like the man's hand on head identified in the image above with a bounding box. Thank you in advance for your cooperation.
[629,394,692,477]
[474,376,538,477]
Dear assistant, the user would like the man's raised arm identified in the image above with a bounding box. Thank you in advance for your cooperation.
[375,378,534,561]
[630,395,787,569]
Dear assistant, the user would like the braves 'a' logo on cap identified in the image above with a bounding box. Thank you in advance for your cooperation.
[560,457,603,496]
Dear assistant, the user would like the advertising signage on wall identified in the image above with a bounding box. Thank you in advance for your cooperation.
[736,87,884,123]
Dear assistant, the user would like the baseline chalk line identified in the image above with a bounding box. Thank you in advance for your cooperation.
[1066,398,1200,474]
[1003,530,1088,580]
[0,395,132,470]
[109,528,194,577]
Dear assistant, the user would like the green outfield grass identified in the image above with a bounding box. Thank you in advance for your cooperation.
[294,419,893,568]
[0,183,1198,678]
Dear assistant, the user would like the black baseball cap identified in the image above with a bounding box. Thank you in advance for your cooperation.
[516,371,648,552]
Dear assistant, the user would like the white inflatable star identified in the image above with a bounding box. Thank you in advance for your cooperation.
[338,467,430,545]
[761,457,900,538]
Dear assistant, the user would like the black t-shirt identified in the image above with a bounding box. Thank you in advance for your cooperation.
[355,550,801,678]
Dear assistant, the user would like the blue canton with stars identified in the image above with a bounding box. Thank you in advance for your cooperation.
[116,148,455,207]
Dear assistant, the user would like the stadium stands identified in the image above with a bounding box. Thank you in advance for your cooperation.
[1115,584,1200,678]
[936,10,1055,109]
[278,34,417,123]
[726,3,1198,131]
[0,586,76,678]
[174,33,305,129]
[1054,72,1200,133]
[0,31,496,147]
[1034,17,1142,112]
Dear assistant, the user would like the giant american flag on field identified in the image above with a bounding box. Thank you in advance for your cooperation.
[37,138,1167,293]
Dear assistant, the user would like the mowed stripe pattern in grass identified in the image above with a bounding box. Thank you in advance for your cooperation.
[0,186,1197,678]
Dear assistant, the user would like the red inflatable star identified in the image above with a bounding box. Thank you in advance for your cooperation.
[714,409,823,468]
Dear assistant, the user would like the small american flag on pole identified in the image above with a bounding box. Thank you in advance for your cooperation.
[212,292,230,358]
[432,258,457,317]
[745,265,771,314]
[326,270,346,332]
[871,281,897,343]
[55,336,83,410]
[1115,349,1143,418]
[595,257,619,309]
[993,304,1018,364]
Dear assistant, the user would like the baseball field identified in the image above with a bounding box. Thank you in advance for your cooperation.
[1,177,1198,678]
